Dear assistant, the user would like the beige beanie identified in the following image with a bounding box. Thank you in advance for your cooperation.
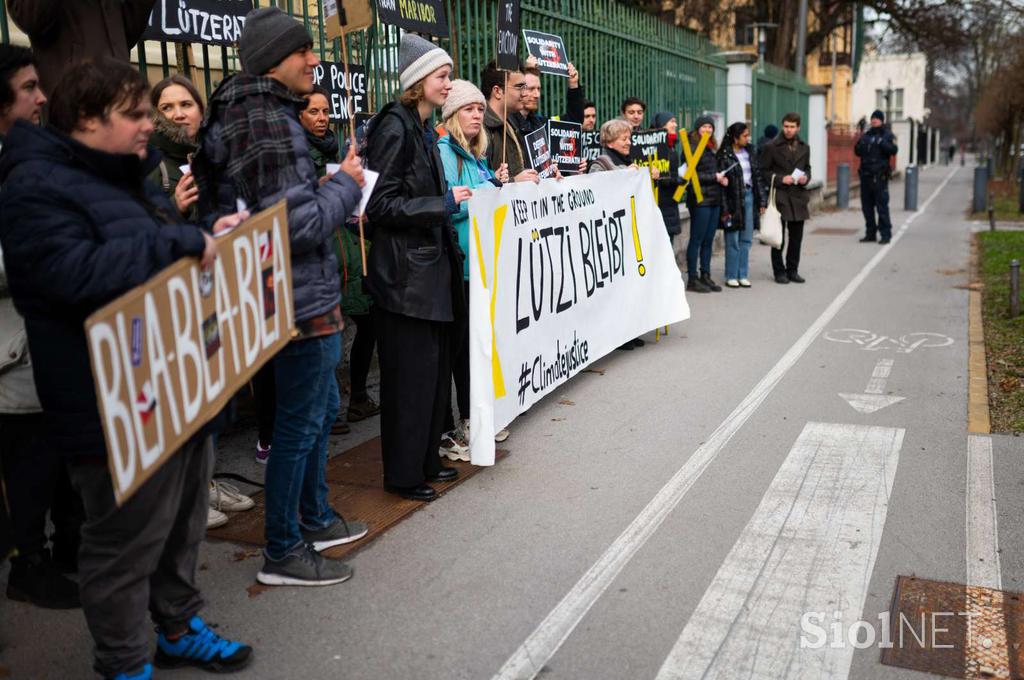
[441,80,486,120]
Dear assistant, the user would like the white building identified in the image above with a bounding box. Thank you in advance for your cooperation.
[851,51,929,171]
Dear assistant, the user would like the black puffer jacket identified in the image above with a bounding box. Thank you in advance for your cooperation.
[685,135,723,209]
[717,143,766,232]
[855,126,898,178]
[365,101,463,322]
[0,121,206,457]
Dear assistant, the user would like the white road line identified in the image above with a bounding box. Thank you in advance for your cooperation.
[491,166,960,680]
[654,422,905,680]
[966,434,1001,589]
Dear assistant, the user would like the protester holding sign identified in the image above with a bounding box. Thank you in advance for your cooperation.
[8,0,157,93]
[366,35,467,502]
[685,116,728,294]
[717,121,766,288]
[582,100,597,132]
[0,57,252,680]
[148,75,203,221]
[0,45,82,611]
[651,112,683,244]
[194,7,369,588]
[437,80,509,459]
[481,60,537,183]
[513,58,587,137]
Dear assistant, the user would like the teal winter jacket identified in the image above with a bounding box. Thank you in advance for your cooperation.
[437,133,499,280]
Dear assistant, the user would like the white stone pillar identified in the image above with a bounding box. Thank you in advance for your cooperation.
[808,85,827,187]
[722,51,758,125]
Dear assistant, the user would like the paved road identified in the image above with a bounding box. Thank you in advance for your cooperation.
[4,165,1021,680]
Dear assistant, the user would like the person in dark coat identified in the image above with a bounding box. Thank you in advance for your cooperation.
[366,34,469,503]
[717,121,766,288]
[512,59,588,136]
[148,75,203,221]
[757,124,778,156]
[855,109,898,244]
[0,57,252,680]
[651,112,683,244]
[760,112,811,284]
[684,115,728,293]
[193,8,367,588]
[8,0,156,94]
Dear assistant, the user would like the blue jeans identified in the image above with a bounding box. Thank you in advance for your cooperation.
[686,205,721,276]
[724,188,755,280]
[264,333,341,560]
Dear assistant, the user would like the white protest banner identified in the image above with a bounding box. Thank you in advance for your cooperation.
[467,171,690,465]
[86,201,294,505]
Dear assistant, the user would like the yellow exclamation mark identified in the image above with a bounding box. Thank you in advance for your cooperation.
[630,195,646,276]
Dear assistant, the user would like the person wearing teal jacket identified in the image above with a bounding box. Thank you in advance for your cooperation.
[436,80,509,459]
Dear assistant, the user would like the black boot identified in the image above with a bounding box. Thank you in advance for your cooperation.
[7,550,80,609]
[700,272,722,292]
[686,275,711,293]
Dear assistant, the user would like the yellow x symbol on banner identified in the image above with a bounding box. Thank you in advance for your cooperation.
[673,130,712,203]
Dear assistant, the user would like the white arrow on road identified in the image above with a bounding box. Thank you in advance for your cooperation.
[839,358,905,414]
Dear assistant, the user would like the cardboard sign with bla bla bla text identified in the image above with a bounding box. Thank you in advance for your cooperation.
[86,201,294,505]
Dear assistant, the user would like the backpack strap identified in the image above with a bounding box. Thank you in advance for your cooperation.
[158,160,170,192]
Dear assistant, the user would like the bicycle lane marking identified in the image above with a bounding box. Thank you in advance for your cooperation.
[490,166,960,680]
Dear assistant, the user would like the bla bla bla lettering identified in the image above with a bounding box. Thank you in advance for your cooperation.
[91,222,292,491]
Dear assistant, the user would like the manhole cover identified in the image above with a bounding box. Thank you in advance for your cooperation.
[880,575,1024,679]
[811,227,859,235]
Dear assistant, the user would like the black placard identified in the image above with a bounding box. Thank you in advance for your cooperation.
[375,0,449,38]
[525,126,555,179]
[522,29,569,77]
[313,61,368,123]
[548,120,583,175]
[496,0,521,71]
[630,128,671,175]
[144,0,253,45]
[581,131,602,163]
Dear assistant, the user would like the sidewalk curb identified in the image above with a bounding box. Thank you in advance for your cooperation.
[969,233,991,434]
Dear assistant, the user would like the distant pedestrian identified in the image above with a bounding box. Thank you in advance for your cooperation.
[756,124,778,156]
[760,112,811,284]
[717,121,766,288]
[855,109,898,244]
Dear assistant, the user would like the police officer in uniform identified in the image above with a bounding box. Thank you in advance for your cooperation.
[855,109,898,244]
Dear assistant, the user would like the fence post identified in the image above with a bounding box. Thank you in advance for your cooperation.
[974,166,988,214]
[836,163,850,209]
[1019,163,1024,214]
[904,165,918,211]
[1011,259,1021,318]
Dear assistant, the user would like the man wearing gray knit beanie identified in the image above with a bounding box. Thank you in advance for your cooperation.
[193,6,371,589]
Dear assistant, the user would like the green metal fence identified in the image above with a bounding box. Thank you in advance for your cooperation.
[753,62,811,139]
[0,0,727,131]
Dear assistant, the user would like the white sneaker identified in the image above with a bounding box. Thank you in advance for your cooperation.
[739,278,752,288]
[209,481,255,513]
[439,423,470,462]
[725,279,740,288]
[207,506,229,529]
[494,428,510,443]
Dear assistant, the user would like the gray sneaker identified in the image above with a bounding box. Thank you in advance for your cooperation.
[256,544,353,587]
[301,515,369,552]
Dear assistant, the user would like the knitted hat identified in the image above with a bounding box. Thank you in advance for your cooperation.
[871,109,885,122]
[694,114,715,131]
[764,124,778,138]
[651,112,675,129]
[441,80,486,120]
[239,8,312,76]
[398,34,452,93]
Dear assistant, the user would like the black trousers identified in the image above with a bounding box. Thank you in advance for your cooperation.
[0,412,81,561]
[253,360,276,446]
[860,174,892,240]
[771,220,805,276]
[348,313,376,400]
[375,307,449,488]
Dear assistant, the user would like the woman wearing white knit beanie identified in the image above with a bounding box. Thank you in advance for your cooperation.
[365,34,470,502]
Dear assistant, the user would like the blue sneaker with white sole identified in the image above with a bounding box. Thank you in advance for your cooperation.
[108,664,152,680]
[155,616,252,672]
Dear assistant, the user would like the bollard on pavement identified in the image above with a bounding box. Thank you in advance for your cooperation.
[904,165,918,211]
[974,166,988,213]
[987,155,995,178]
[1019,164,1024,214]
[836,163,850,209]
[989,191,996,231]
[1012,260,1021,318]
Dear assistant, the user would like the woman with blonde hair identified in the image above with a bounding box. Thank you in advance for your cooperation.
[435,80,509,460]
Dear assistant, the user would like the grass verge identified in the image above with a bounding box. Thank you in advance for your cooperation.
[970,178,1024,222]
[978,230,1024,432]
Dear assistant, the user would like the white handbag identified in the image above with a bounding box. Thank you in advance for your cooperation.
[758,176,784,249]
